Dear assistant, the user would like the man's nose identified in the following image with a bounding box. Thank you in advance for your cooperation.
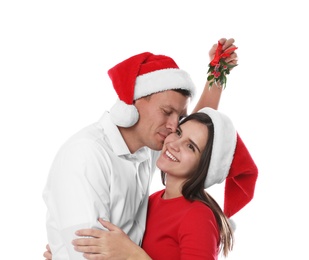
[166,115,179,133]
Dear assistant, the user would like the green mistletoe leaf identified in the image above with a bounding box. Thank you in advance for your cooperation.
[207,74,214,81]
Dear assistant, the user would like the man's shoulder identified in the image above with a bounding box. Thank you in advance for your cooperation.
[54,121,112,157]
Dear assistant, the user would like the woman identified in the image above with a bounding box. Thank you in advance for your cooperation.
[69,107,258,259]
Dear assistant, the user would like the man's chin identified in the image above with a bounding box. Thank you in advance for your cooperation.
[150,141,164,151]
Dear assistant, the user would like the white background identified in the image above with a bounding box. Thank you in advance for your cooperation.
[1,0,308,259]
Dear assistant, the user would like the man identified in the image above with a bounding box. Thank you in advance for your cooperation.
[43,38,238,259]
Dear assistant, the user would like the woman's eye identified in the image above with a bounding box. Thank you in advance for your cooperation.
[188,144,195,151]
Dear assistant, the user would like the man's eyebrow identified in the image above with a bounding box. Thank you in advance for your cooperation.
[178,125,201,153]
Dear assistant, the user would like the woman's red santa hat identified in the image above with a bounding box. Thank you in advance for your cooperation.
[200,107,258,218]
[108,52,196,127]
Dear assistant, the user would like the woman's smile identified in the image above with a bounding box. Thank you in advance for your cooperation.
[165,150,179,162]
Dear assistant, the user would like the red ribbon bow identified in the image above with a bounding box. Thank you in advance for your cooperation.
[210,41,238,67]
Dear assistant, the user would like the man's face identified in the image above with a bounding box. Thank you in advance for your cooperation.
[134,90,190,151]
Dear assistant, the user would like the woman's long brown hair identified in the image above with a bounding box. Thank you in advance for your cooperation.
[161,112,234,257]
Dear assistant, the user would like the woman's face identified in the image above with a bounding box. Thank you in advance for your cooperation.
[156,119,208,181]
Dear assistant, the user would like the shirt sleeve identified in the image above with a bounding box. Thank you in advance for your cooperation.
[43,139,112,259]
[178,204,220,260]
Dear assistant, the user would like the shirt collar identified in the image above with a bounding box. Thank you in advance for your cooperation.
[98,112,150,163]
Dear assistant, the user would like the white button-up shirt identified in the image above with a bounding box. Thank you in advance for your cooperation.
[43,111,159,259]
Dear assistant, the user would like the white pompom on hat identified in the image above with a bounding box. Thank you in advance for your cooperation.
[199,107,258,218]
[108,52,196,127]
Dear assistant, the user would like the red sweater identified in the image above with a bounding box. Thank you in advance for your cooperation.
[141,189,220,260]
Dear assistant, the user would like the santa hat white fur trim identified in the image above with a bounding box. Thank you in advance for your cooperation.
[134,68,195,100]
[110,100,139,127]
[200,107,237,188]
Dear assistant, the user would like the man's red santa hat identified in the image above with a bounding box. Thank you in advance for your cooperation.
[200,107,258,218]
[108,52,196,127]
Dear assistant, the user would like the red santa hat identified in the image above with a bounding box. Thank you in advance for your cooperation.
[200,107,258,218]
[108,52,196,127]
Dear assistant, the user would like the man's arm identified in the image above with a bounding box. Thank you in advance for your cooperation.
[43,141,111,259]
[192,37,238,113]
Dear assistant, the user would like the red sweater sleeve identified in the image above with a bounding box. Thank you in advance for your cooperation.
[178,204,220,260]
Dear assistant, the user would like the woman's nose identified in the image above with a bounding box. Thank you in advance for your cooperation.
[167,138,180,152]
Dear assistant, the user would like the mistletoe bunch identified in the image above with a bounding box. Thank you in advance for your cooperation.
[207,41,238,89]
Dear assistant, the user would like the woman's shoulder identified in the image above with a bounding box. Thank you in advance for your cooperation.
[186,200,216,219]
[181,201,219,236]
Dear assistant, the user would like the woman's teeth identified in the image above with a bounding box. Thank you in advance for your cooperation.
[166,150,178,162]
